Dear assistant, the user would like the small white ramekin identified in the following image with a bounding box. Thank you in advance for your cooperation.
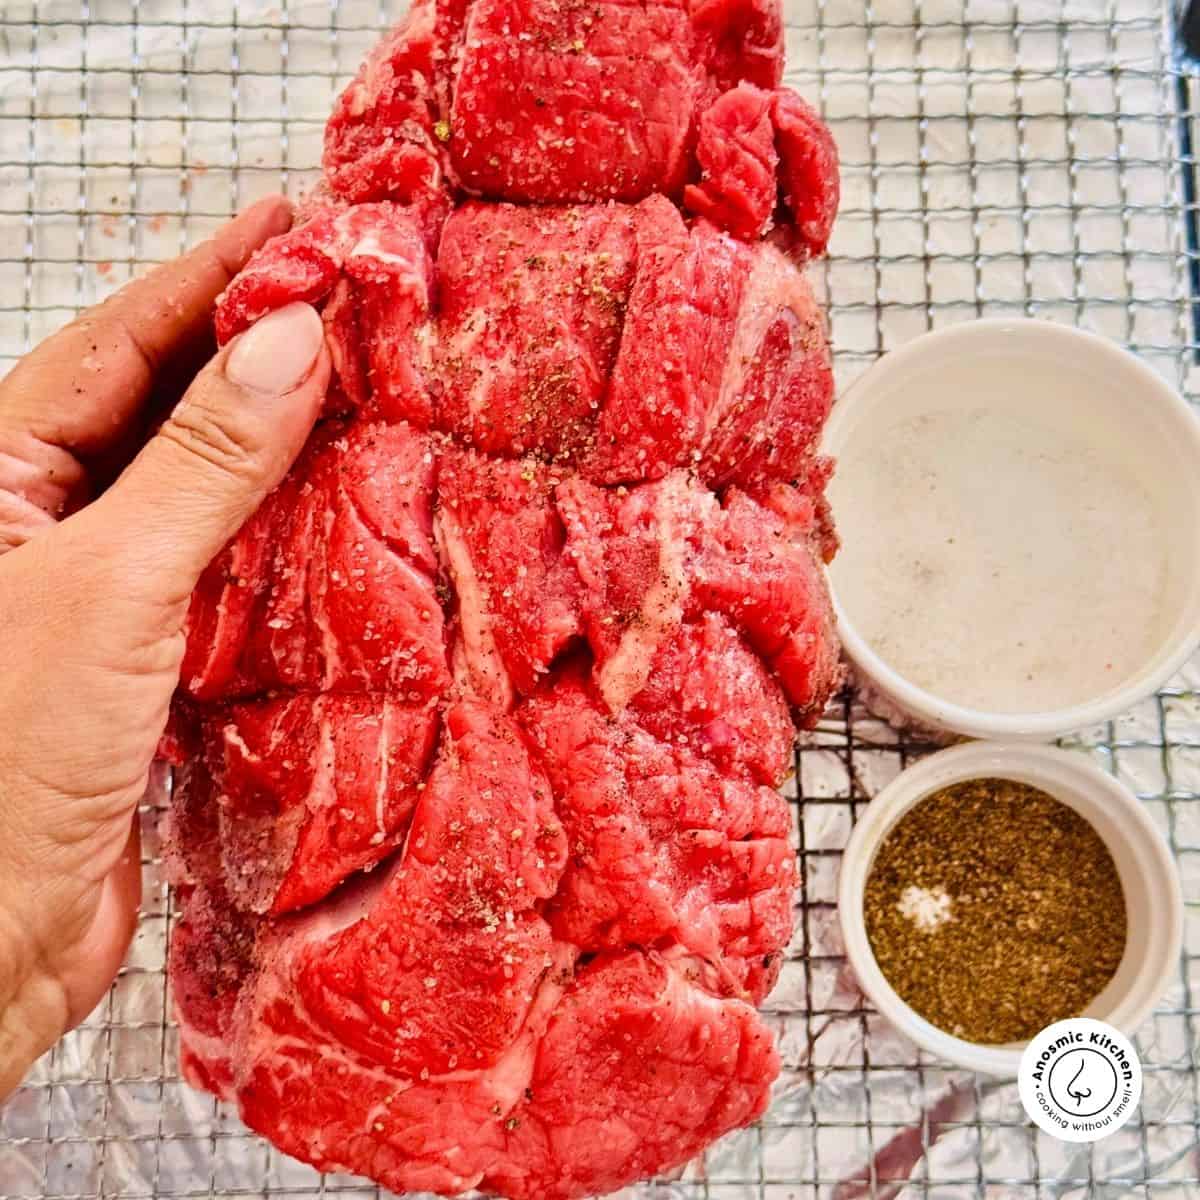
[838,742,1183,1076]
[821,318,1200,741]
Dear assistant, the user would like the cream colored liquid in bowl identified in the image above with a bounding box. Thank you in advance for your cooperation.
[829,365,1171,715]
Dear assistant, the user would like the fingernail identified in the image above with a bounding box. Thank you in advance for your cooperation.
[239,194,293,239]
[226,302,324,394]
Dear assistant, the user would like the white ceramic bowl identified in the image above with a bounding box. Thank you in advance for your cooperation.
[821,319,1200,741]
[838,742,1183,1076]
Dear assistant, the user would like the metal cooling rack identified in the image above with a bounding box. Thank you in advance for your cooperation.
[2,0,1200,1196]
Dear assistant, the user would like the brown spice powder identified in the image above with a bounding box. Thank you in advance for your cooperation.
[863,777,1127,1044]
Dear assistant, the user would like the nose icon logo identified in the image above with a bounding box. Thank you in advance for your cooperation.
[1066,1059,1093,1107]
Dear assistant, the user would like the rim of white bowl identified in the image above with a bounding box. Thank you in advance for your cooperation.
[837,741,1184,1076]
[821,318,1200,741]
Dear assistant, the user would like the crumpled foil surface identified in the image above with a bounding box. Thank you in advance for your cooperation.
[1,1,1199,1196]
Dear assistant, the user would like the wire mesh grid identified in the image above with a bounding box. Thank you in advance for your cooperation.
[1,0,1199,1196]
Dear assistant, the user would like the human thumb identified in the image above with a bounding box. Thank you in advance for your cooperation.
[68,301,330,609]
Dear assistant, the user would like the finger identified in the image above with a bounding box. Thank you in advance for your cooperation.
[0,490,56,554]
[0,432,89,555]
[0,195,293,462]
[63,302,329,609]
[0,434,86,516]
[73,323,219,505]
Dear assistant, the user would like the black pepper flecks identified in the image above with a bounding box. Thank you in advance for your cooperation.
[863,777,1127,1044]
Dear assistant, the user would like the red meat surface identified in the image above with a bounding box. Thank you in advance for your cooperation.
[170,1,842,1195]
[216,201,441,423]
[321,0,465,207]
[176,694,439,915]
[521,669,796,1002]
[180,419,447,702]
[588,214,834,488]
[317,0,832,228]
[436,448,582,707]
[488,951,781,1200]
[434,201,640,458]
[557,471,840,719]
[684,85,780,241]
[684,84,840,257]
[629,613,795,787]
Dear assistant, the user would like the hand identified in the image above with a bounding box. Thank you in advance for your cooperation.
[0,196,332,1095]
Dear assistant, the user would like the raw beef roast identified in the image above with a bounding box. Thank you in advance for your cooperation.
[165,0,841,1194]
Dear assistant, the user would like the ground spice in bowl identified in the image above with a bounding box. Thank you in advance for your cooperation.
[863,776,1127,1044]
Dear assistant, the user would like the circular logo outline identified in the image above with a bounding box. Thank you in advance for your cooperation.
[1018,1018,1142,1143]
[1046,1046,1119,1119]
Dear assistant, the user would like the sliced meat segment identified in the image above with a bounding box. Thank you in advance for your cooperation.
[589,226,833,489]
[343,214,440,425]
[436,449,582,707]
[178,500,275,701]
[434,202,639,458]
[321,278,370,413]
[558,471,840,723]
[691,0,784,91]
[587,209,739,484]
[181,421,448,702]
[698,482,842,718]
[215,203,428,340]
[683,84,840,255]
[684,84,779,240]
[773,90,841,258]
[189,694,439,915]
[699,246,833,488]
[450,0,701,204]
[173,703,575,1196]
[560,473,700,712]
[485,951,780,1200]
[239,995,547,1196]
[630,613,794,787]
[521,670,796,1001]
[168,883,256,1101]
[239,931,571,1198]
[215,203,439,424]
[399,702,569,922]
[322,0,465,206]
[289,880,559,1085]
[213,206,342,343]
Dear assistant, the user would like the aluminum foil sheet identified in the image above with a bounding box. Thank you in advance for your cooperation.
[1,1,1199,1196]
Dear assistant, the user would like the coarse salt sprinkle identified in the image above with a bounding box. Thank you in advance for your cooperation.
[896,885,953,932]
